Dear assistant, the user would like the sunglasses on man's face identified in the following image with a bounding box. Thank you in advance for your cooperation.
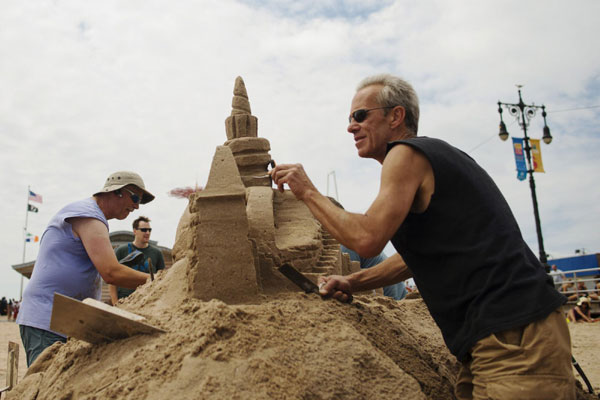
[348,106,396,123]
[138,228,152,233]
[122,187,141,204]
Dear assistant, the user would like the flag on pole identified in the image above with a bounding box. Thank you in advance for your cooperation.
[511,138,527,181]
[25,233,39,243]
[29,190,43,203]
[530,139,545,173]
[27,204,39,213]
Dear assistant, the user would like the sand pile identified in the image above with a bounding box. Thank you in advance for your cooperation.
[8,257,460,400]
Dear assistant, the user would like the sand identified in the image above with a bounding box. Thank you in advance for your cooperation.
[2,292,599,399]
[0,315,28,386]
[569,321,600,395]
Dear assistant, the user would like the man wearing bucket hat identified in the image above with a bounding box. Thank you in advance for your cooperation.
[17,171,155,366]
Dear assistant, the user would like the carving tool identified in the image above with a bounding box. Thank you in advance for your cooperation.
[278,263,353,303]
[148,258,154,281]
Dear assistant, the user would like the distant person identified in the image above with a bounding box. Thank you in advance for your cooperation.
[560,279,574,296]
[109,216,165,304]
[7,299,13,321]
[340,245,407,300]
[567,281,593,302]
[549,264,566,287]
[328,197,407,300]
[17,171,154,367]
[0,296,6,316]
[567,297,599,323]
[582,281,599,301]
[10,299,19,321]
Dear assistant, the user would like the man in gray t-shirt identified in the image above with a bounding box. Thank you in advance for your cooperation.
[110,216,165,303]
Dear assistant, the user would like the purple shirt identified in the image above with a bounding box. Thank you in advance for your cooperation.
[17,198,108,336]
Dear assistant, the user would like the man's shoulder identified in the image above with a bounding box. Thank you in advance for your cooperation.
[61,198,100,216]
[61,198,107,227]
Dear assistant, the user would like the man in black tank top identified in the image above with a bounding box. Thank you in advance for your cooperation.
[271,74,575,399]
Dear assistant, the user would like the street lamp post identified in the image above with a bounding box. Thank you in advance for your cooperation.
[497,86,553,271]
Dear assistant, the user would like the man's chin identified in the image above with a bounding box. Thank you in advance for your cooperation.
[356,148,370,159]
[116,211,131,220]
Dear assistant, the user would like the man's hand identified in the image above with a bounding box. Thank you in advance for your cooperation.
[270,163,317,200]
[318,275,354,303]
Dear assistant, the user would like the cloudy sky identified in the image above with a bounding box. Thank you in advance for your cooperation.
[1,0,599,299]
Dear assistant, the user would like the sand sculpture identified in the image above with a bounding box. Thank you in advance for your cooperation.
[176,76,362,304]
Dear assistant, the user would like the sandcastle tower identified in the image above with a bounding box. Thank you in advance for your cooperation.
[224,76,273,188]
[187,146,260,303]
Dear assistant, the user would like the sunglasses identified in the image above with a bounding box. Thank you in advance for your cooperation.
[122,187,141,204]
[138,228,152,233]
[348,106,396,123]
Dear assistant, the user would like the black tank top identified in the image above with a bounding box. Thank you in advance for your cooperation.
[388,137,565,361]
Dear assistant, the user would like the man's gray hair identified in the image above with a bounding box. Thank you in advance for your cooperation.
[357,74,420,135]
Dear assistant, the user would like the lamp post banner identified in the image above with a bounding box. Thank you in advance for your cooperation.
[530,139,545,173]
[512,138,527,181]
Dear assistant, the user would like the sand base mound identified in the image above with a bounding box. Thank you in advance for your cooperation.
[7,259,598,400]
[9,292,459,400]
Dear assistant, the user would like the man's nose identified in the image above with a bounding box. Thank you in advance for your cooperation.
[347,120,359,134]
[133,202,140,210]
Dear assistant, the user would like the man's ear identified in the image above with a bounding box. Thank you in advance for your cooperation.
[389,106,406,129]
[115,190,123,198]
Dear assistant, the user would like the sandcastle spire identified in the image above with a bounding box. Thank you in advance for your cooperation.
[225,76,257,139]
[230,76,251,115]
[224,76,272,187]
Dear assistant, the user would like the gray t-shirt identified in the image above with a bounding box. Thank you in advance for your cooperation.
[114,243,165,299]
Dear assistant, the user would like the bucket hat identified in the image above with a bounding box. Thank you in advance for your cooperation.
[577,296,591,307]
[94,171,155,204]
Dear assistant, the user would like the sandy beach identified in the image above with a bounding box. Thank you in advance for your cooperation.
[569,320,600,394]
[0,315,28,386]
[1,304,599,398]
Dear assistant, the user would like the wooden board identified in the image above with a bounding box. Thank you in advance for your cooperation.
[50,293,165,344]
[0,341,19,393]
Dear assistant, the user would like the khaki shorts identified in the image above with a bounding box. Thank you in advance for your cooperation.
[455,309,576,400]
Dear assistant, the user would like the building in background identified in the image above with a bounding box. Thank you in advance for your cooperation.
[549,253,599,279]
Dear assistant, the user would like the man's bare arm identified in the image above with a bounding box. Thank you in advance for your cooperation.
[69,218,149,288]
[347,253,412,292]
[318,253,412,302]
[271,145,431,257]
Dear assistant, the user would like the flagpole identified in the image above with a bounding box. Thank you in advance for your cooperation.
[20,185,30,300]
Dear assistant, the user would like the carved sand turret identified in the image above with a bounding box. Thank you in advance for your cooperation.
[225,76,273,188]
[188,146,260,302]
